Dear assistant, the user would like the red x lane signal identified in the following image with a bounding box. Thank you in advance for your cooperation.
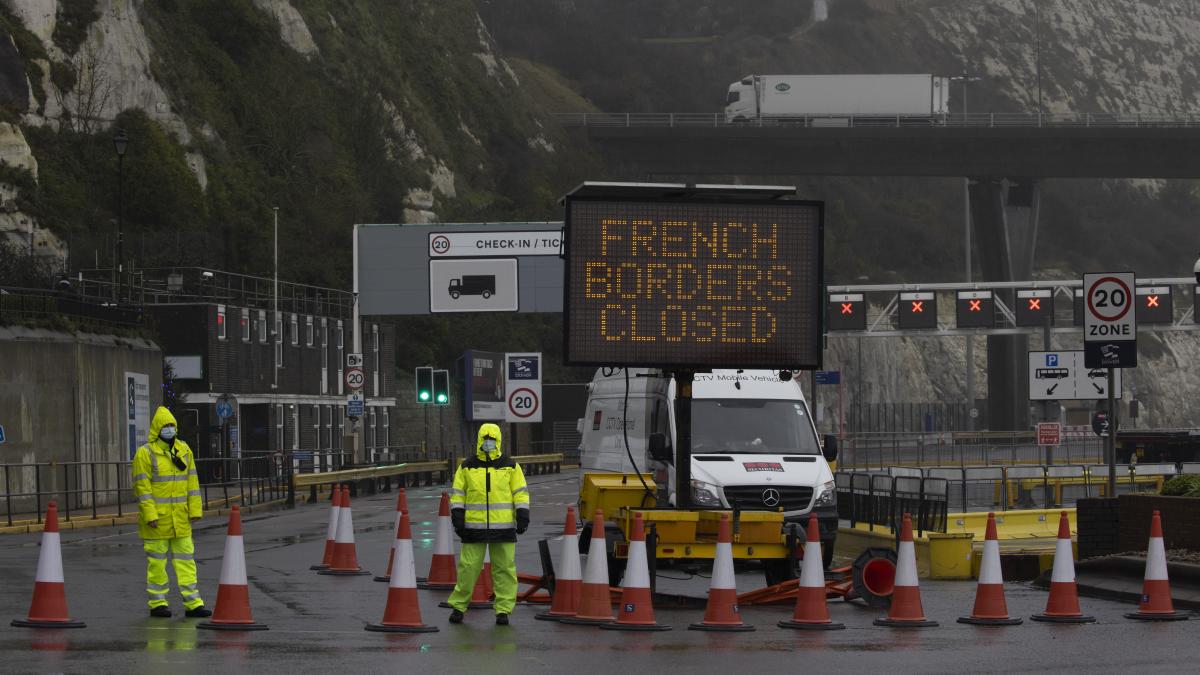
[1028,298,1041,311]
[911,301,924,313]
[1146,295,1159,308]
[841,303,854,315]
[968,300,982,312]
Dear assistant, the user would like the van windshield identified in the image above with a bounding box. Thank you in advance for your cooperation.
[690,399,820,455]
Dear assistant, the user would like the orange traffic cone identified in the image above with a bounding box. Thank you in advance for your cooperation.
[690,513,753,632]
[1125,510,1188,621]
[417,492,457,589]
[1032,511,1094,623]
[601,512,670,631]
[311,485,343,571]
[366,509,438,633]
[780,514,844,630]
[959,512,1022,625]
[198,505,268,631]
[374,488,409,582]
[874,512,938,628]
[318,485,370,576]
[560,509,615,626]
[537,506,583,622]
[11,502,85,629]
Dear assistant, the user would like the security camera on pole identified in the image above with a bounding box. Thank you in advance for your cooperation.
[1082,272,1136,495]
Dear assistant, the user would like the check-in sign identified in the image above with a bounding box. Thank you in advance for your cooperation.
[429,230,562,257]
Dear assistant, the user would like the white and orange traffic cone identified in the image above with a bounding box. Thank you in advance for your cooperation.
[601,512,669,631]
[874,512,938,628]
[417,492,457,589]
[959,512,1022,626]
[690,513,753,632]
[11,502,85,629]
[559,509,615,626]
[1125,510,1188,622]
[311,485,343,571]
[440,546,495,609]
[198,505,268,631]
[365,509,438,633]
[318,485,370,576]
[1032,511,1094,623]
[537,506,583,622]
[780,514,844,630]
[374,488,409,582]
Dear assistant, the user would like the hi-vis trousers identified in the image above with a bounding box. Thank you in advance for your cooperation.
[144,537,204,610]
[446,542,517,614]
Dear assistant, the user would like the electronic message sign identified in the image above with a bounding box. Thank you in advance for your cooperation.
[564,198,823,368]
[1136,286,1173,324]
[955,290,994,329]
[1015,289,1053,327]
[828,293,866,331]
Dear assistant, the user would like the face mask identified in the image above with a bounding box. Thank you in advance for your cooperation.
[159,426,176,441]
[482,439,497,452]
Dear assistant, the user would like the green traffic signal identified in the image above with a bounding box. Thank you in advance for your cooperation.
[415,367,433,404]
[433,369,450,406]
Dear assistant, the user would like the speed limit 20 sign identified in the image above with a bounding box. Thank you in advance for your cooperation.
[504,352,542,423]
[1083,272,1137,369]
[345,367,366,391]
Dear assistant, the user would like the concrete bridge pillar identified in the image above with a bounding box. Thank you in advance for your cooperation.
[968,177,1041,431]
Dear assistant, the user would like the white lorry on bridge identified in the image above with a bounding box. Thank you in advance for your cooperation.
[724,74,951,124]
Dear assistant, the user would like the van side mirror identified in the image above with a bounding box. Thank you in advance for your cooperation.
[821,434,839,462]
[648,433,672,463]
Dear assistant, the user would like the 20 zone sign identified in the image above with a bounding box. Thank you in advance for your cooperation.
[1083,272,1137,369]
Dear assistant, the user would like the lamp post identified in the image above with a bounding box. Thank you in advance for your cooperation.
[950,71,980,428]
[273,206,279,392]
[113,129,129,302]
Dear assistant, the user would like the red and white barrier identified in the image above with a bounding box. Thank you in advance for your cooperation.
[1125,510,1188,622]
[1032,511,1094,623]
[874,512,938,628]
[601,512,670,631]
[958,512,1022,625]
[365,509,438,633]
[690,513,753,632]
[780,514,844,630]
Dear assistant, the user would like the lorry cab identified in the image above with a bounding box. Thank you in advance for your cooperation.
[724,76,757,122]
[579,368,839,566]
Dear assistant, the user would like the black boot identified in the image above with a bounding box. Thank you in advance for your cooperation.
[185,606,213,618]
[149,606,172,618]
[496,613,509,626]
[449,609,464,624]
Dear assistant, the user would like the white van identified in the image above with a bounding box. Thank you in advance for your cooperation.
[578,368,839,567]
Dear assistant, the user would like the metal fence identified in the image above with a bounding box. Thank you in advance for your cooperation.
[837,462,1191,523]
[840,431,1105,469]
[554,112,1200,129]
[0,455,292,526]
[0,286,142,328]
[834,472,948,536]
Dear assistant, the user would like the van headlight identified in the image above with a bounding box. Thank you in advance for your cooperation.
[813,480,836,507]
[691,480,723,507]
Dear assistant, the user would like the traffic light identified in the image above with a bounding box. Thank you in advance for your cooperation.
[955,290,993,329]
[1136,286,1173,324]
[827,293,866,331]
[1015,289,1053,327]
[415,366,433,403]
[897,292,937,330]
[433,369,450,405]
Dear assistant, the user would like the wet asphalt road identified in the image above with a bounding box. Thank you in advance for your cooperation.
[0,473,1196,674]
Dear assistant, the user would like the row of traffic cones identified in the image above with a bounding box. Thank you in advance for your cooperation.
[13,492,1188,632]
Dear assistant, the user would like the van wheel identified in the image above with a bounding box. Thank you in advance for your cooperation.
[482,290,492,299]
[450,291,460,299]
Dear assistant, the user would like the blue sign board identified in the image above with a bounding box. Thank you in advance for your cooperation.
[815,370,841,385]
[216,400,234,420]
[0,424,5,444]
[347,398,365,418]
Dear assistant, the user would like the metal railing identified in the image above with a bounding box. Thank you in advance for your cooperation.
[554,112,1200,129]
[835,472,948,536]
[839,431,1105,469]
[0,286,143,328]
[838,462,1186,520]
[0,455,291,527]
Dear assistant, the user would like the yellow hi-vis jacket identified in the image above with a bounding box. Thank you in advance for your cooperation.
[450,423,530,543]
[132,407,202,540]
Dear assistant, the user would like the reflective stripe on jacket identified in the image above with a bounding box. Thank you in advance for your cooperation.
[133,407,202,540]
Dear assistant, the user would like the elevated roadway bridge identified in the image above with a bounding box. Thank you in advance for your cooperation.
[558,111,1200,430]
